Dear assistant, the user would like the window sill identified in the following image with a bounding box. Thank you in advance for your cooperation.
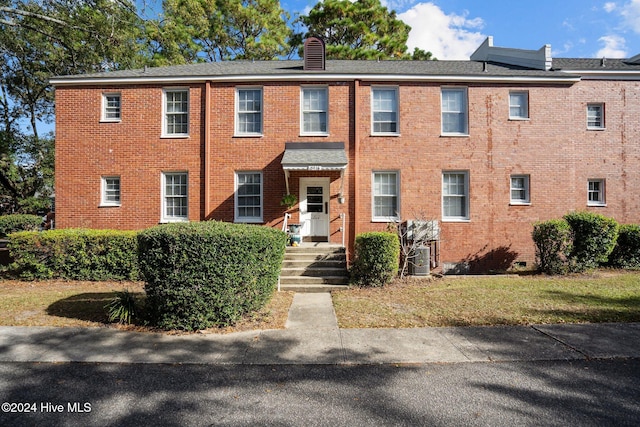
[587,203,607,207]
[372,217,400,223]
[509,202,531,206]
[233,134,263,138]
[99,119,121,123]
[99,204,121,208]
[160,218,189,223]
[440,133,469,137]
[508,117,530,121]
[300,133,329,137]
[370,133,401,137]
[442,218,470,223]
[235,219,264,224]
[586,127,605,131]
[161,134,189,139]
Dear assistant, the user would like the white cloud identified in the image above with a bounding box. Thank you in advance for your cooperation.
[398,2,486,60]
[620,0,640,33]
[604,2,617,13]
[595,35,628,57]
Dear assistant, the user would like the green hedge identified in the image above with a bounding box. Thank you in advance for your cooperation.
[564,211,619,272]
[7,229,140,280]
[138,221,286,331]
[532,219,572,275]
[608,224,640,269]
[0,214,41,238]
[350,231,400,287]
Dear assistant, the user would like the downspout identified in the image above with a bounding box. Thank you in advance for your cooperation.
[204,81,211,218]
[353,79,361,252]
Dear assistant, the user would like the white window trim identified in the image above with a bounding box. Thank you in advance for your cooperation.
[235,87,263,137]
[441,87,469,136]
[300,86,329,136]
[587,103,605,130]
[162,88,189,138]
[372,170,400,222]
[161,172,189,223]
[101,92,121,123]
[510,174,531,205]
[442,171,470,222]
[235,171,263,223]
[587,178,606,206]
[100,176,121,207]
[508,91,529,120]
[371,86,400,136]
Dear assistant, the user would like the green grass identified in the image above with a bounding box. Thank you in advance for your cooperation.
[332,271,640,328]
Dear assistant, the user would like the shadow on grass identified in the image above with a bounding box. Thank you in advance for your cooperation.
[529,290,640,323]
[46,292,146,324]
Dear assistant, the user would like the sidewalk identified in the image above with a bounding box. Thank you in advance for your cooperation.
[1,293,639,365]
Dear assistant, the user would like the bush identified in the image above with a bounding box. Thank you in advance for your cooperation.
[564,211,619,272]
[0,214,42,238]
[350,231,400,287]
[608,224,640,269]
[532,219,572,275]
[138,221,286,331]
[7,229,140,280]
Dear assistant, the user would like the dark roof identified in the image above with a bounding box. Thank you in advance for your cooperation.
[50,59,580,83]
[552,57,640,71]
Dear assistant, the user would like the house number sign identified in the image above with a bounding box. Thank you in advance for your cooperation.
[307,165,323,171]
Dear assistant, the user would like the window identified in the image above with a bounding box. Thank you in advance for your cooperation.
[235,172,262,222]
[301,87,328,134]
[371,88,398,134]
[588,179,606,206]
[372,171,399,221]
[236,88,262,135]
[163,89,189,136]
[587,103,604,129]
[442,171,469,220]
[441,88,468,135]
[162,172,188,222]
[509,91,529,119]
[101,176,121,206]
[102,93,121,122]
[510,175,530,204]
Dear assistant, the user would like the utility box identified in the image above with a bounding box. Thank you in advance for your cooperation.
[410,245,430,276]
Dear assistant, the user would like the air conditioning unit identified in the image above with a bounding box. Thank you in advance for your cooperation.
[406,220,440,242]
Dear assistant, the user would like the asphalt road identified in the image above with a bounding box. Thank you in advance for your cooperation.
[1,359,639,426]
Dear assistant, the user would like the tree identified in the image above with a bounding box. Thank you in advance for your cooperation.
[0,0,146,213]
[147,0,292,65]
[299,0,431,60]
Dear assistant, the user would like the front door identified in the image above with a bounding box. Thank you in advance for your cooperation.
[300,178,329,241]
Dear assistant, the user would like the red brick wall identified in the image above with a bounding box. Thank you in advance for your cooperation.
[55,78,640,272]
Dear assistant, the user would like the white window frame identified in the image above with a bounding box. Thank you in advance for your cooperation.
[371,87,399,135]
[162,88,189,137]
[235,88,263,136]
[588,179,606,206]
[301,86,328,135]
[510,175,530,205]
[235,171,263,223]
[372,171,400,222]
[442,171,470,221]
[101,93,121,122]
[100,176,121,206]
[509,91,529,120]
[587,103,604,130]
[161,172,189,222]
[441,87,468,136]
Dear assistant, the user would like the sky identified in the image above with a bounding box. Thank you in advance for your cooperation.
[279,0,640,59]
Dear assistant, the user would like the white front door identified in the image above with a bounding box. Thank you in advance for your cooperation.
[300,178,330,241]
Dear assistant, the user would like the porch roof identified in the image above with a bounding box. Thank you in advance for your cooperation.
[281,142,348,171]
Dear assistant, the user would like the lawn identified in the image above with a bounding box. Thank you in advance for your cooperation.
[0,280,294,333]
[332,270,640,328]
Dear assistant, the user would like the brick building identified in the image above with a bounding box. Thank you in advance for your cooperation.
[50,37,640,273]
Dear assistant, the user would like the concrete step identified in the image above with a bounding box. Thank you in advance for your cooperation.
[283,253,346,262]
[282,259,346,269]
[280,267,348,277]
[279,275,349,285]
[285,246,345,255]
[279,283,349,293]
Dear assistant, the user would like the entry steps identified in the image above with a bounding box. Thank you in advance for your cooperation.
[279,245,349,292]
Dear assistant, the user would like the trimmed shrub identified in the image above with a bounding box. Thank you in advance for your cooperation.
[608,224,640,269]
[138,221,286,331]
[532,219,572,275]
[7,229,140,280]
[350,231,400,287]
[564,211,619,272]
[0,214,41,238]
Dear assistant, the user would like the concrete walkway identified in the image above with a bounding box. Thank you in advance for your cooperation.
[1,293,640,365]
